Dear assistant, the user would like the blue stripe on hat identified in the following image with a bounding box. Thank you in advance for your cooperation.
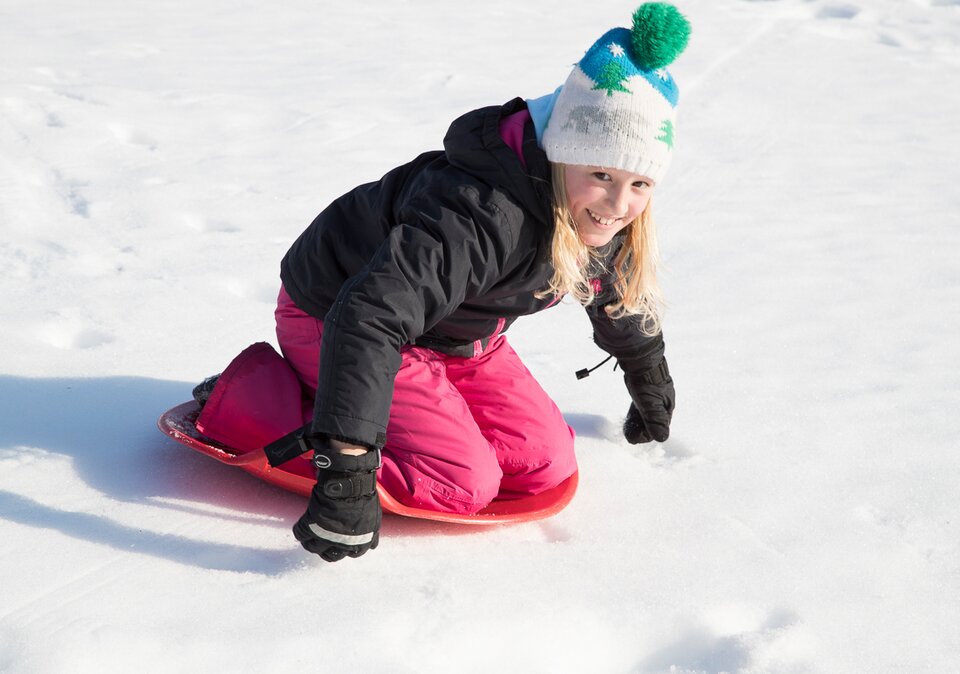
[578,28,679,107]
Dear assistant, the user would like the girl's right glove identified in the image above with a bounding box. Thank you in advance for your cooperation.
[623,357,675,444]
[292,443,381,562]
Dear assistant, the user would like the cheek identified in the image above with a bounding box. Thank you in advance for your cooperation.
[631,193,652,217]
[569,186,604,210]
[564,175,601,208]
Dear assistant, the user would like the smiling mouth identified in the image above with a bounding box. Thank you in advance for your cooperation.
[587,209,622,227]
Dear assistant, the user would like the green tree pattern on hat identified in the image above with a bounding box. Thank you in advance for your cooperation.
[656,119,674,148]
[592,59,632,97]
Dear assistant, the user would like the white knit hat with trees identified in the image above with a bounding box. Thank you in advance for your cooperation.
[543,3,691,184]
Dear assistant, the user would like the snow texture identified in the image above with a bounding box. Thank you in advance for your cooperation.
[2,0,959,672]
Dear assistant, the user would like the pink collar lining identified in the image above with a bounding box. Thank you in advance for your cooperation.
[498,109,531,169]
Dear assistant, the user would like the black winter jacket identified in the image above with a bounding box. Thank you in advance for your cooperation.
[280,98,666,448]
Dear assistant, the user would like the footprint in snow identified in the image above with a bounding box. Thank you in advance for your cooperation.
[180,212,241,233]
[637,606,803,673]
[109,124,158,151]
[37,322,114,350]
[878,33,902,48]
[815,3,861,20]
[52,171,90,219]
[62,188,89,218]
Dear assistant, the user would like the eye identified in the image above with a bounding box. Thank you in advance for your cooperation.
[633,180,651,189]
[592,172,611,181]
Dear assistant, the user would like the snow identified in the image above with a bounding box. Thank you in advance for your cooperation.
[2,0,959,672]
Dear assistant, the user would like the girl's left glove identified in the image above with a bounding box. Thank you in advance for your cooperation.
[292,444,381,562]
[623,358,675,444]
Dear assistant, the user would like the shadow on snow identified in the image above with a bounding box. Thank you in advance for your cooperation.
[0,374,552,572]
[0,374,314,574]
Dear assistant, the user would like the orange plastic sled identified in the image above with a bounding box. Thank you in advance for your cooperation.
[158,401,577,524]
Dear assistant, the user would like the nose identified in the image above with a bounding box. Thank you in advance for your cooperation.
[607,184,630,216]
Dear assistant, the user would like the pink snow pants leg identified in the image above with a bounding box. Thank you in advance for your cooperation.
[275,287,577,514]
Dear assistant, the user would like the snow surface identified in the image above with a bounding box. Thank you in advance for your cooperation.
[2,0,959,672]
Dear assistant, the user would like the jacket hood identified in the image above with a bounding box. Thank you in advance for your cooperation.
[442,98,554,231]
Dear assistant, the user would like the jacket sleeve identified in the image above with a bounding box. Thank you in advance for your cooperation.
[583,246,666,375]
[310,186,517,448]
[586,304,666,376]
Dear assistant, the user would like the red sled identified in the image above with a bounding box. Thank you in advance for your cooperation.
[158,400,578,525]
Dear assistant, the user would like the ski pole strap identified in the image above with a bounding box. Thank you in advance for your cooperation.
[263,423,314,467]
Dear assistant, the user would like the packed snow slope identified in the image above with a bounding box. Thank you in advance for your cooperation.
[2,1,959,672]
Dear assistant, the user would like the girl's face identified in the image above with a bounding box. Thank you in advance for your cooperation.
[564,164,654,247]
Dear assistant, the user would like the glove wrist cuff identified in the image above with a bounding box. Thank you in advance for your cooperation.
[311,445,381,474]
[624,358,671,386]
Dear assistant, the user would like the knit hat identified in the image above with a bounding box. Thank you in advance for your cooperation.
[542,3,691,184]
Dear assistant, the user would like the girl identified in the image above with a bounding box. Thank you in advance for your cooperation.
[195,4,690,562]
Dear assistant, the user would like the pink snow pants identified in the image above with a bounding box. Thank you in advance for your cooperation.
[275,287,577,514]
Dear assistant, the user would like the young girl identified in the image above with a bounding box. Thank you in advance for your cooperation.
[194,4,690,562]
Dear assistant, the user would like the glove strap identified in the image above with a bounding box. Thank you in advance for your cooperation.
[263,424,312,467]
[624,358,671,385]
[264,427,382,472]
[321,471,378,499]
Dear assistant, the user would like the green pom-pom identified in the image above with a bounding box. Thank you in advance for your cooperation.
[630,3,691,70]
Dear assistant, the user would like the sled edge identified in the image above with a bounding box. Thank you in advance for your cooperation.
[158,401,577,524]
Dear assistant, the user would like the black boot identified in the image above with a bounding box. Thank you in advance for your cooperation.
[192,374,221,408]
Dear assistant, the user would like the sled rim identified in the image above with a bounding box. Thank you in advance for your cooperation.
[158,401,577,524]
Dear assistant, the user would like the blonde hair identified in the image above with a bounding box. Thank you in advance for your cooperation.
[538,163,664,335]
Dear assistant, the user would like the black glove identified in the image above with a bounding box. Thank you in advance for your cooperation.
[622,358,675,444]
[292,442,381,562]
